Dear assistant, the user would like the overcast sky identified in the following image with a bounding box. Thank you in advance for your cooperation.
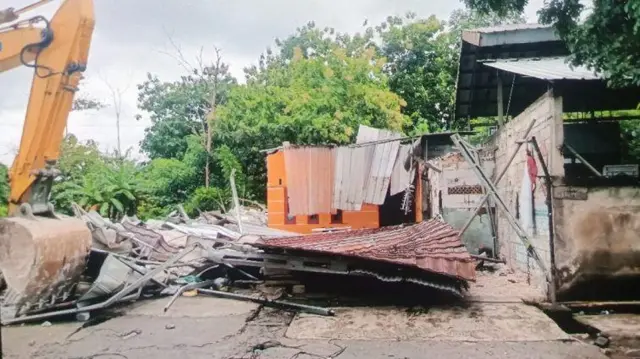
[0,0,545,166]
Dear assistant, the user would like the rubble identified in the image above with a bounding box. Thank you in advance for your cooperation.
[0,199,478,325]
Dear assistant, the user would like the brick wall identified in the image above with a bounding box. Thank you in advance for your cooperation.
[491,90,563,291]
[266,151,380,234]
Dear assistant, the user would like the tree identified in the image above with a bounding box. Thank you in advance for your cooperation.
[463,0,640,87]
[100,74,133,158]
[372,11,524,132]
[374,14,455,132]
[244,21,377,84]
[72,96,106,112]
[55,135,105,181]
[51,135,145,220]
[136,135,205,216]
[55,160,144,221]
[138,40,237,167]
[217,45,408,199]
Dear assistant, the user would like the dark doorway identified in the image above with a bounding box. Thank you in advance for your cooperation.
[379,188,416,226]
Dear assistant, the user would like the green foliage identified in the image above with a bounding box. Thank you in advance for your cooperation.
[216,145,246,192]
[56,134,105,182]
[464,0,640,87]
[51,136,145,221]
[620,119,640,163]
[217,44,408,199]
[137,64,237,160]
[375,14,455,132]
[184,186,230,217]
[244,22,376,84]
[0,163,8,217]
[56,161,144,221]
[138,158,197,209]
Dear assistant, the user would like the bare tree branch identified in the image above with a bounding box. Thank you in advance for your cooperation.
[98,71,133,159]
[157,32,228,188]
[158,27,196,74]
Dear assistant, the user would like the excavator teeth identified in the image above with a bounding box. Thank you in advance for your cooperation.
[0,216,91,315]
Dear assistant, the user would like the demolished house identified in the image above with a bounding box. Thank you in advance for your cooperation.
[0,125,479,324]
[427,23,640,302]
[265,125,426,233]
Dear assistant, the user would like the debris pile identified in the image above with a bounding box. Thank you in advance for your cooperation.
[0,202,476,325]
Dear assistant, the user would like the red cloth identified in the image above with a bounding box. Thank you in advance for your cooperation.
[526,152,538,191]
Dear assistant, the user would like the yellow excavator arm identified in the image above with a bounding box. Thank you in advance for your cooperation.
[0,0,94,215]
[0,0,95,317]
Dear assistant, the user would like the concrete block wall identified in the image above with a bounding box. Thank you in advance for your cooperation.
[491,91,564,291]
[426,152,496,254]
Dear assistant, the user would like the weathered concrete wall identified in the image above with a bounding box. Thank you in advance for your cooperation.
[491,91,564,291]
[553,186,640,299]
[489,90,640,300]
[427,152,496,254]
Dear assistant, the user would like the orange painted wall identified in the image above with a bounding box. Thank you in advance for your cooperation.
[266,150,380,234]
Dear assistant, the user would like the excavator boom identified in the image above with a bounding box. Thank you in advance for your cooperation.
[0,0,94,316]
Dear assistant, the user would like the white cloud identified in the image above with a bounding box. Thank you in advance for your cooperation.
[0,0,546,166]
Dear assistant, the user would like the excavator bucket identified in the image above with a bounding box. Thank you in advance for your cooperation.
[0,216,91,314]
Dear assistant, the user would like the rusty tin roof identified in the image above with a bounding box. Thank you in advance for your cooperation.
[258,219,476,281]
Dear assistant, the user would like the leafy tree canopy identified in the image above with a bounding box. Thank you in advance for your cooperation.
[217,45,408,199]
[137,64,237,159]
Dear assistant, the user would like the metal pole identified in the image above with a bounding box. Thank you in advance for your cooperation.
[457,119,538,237]
[197,288,335,316]
[530,137,557,304]
[164,280,216,313]
[563,144,603,177]
[230,169,244,235]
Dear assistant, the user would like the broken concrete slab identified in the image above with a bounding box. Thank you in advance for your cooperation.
[286,303,570,341]
[126,297,259,318]
[576,314,640,339]
[468,270,546,303]
[2,322,81,358]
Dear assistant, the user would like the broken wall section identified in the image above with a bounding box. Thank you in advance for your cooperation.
[489,90,563,291]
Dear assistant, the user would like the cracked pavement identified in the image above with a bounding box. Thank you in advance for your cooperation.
[2,297,608,359]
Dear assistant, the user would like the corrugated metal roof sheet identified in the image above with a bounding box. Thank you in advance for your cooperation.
[462,23,559,47]
[390,144,414,196]
[284,147,335,216]
[332,146,371,211]
[482,57,601,80]
[258,219,476,281]
[356,125,402,204]
[469,23,551,34]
